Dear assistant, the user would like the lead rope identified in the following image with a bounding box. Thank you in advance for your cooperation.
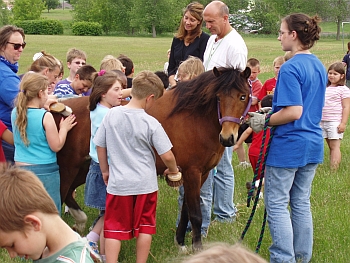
[240,111,274,253]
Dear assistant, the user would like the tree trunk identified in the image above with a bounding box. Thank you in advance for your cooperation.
[152,24,156,38]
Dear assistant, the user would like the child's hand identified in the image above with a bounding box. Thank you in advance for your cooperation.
[233,145,238,152]
[44,97,58,111]
[338,123,346,133]
[59,114,77,132]
[102,171,109,185]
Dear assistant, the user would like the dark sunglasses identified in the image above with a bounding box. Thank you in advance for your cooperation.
[7,42,26,50]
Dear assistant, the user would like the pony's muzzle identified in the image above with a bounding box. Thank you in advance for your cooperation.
[219,133,235,147]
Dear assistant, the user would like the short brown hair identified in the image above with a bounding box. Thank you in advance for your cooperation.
[131,70,164,100]
[247,58,260,68]
[76,65,97,82]
[182,243,268,263]
[100,55,124,71]
[0,164,58,232]
[66,48,87,63]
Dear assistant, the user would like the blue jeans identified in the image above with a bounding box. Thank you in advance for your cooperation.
[265,164,317,263]
[18,162,61,215]
[2,141,14,163]
[201,147,237,226]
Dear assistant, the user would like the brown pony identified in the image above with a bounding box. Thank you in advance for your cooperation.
[54,67,251,250]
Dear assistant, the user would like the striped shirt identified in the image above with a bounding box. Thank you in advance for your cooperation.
[322,85,350,122]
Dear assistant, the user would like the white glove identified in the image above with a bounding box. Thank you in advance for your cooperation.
[246,112,266,133]
[259,107,272,114]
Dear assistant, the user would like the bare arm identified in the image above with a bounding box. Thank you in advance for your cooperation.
[2,129,13,145]
[233,127,253,152]
[122,88,132,98]
[96,146,109,185]
[168,75,176,87]
[44,113,77,152]
[338,98,350,133]
[160,150,178,173]
[268,105,302,126]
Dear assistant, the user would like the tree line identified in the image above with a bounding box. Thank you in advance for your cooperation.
[1,0,350,39]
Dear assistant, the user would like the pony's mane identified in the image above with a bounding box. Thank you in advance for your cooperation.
[169,67,247,117]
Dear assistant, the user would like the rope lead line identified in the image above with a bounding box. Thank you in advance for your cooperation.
[240,111,274,253]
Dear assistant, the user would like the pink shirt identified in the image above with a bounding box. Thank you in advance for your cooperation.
[322,85,350,122]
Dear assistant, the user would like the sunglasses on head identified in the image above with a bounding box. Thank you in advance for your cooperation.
[7,42,26,50]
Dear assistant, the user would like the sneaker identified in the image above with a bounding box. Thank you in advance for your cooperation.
[236,161,250,169]
[88,240,102,263]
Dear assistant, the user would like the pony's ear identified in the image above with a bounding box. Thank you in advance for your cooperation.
[241,67,251,79]
[213,67,221,77]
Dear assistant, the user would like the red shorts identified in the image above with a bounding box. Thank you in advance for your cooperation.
[248,155,265,181]
[104,191,157,240]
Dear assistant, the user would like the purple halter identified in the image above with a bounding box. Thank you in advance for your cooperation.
[217,81,252,125]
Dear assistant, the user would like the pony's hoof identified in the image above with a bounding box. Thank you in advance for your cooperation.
[178,245,188,254]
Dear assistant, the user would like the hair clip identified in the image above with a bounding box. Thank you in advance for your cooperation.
[33,52,43,61]
[98,69,106,76]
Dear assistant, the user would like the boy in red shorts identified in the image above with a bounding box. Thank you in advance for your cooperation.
[94,70,179,263]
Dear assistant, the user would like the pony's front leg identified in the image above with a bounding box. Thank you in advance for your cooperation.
[176,197,189,252]
[187,194,202,252]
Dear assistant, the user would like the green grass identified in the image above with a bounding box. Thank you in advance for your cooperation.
[1,34,350,262]
[41,8,73,21]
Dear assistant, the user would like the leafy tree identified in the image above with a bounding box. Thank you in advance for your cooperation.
[12,0,45,20]
[43,0,60,12]
[0,1,11,26]
[323,0,350,40]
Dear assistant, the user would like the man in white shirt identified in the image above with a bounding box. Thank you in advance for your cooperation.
[200,0,248,237]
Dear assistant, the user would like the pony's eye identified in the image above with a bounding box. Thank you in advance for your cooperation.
[240,95,246,100]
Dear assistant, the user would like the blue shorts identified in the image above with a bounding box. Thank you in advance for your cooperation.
[84,159,107,210]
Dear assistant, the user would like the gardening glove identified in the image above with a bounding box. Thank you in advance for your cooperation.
[246,112,266,133]
[259,107,272,114]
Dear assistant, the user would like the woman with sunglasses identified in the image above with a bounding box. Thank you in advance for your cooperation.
[0,25,26,163]
[167,2,209,87]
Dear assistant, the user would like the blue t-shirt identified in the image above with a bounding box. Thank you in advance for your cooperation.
[266,54,327,168]
[342,53,350,80]
[89,103,109,163]
[11,108,56,164]
[0,61,20,130]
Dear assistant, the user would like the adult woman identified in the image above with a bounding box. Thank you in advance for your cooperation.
[250,14,327,263]
[167,2,209,87]
[0,25,25,162]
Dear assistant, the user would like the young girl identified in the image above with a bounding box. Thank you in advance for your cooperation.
[177,56,204,82]
[321,62,350,169]
[84,70,125,262]
[11,72,77,214]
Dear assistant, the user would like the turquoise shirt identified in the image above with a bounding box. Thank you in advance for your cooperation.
[11,108,56,164]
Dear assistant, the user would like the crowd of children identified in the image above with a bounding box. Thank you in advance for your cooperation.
[1,18,350,263]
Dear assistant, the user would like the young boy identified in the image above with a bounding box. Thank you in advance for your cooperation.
[236,58,262,168]
[94,70,179,263]
[258,56,285,104]
[234,95,273,199]
[55,48,87,89]
[117,54,134,88]
[54,65,96,98]
[0,165,98,262]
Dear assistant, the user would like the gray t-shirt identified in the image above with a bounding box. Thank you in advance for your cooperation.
[93,106,173,195]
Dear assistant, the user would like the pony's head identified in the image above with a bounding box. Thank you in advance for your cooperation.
[213,67,251,146]
[170,66,251,147]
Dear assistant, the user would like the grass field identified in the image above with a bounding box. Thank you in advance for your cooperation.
[1,11,350,262]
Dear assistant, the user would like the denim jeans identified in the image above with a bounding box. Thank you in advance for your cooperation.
[265,164,317,263]
[19,162,61,215]
[176,179,212,236]
[85,159,107,210]
[201,147,237,225]
[2,141,14,163]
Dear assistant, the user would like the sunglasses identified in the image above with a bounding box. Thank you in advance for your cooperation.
[73,61,86,65]
[7,42,26,50]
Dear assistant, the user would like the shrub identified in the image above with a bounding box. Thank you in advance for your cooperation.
[71,21,102,36]
[14,19,63,35]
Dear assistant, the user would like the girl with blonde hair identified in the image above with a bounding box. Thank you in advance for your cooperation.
[11,72,77,214]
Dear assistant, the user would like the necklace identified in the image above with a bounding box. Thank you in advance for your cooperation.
[204,28,233,71]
